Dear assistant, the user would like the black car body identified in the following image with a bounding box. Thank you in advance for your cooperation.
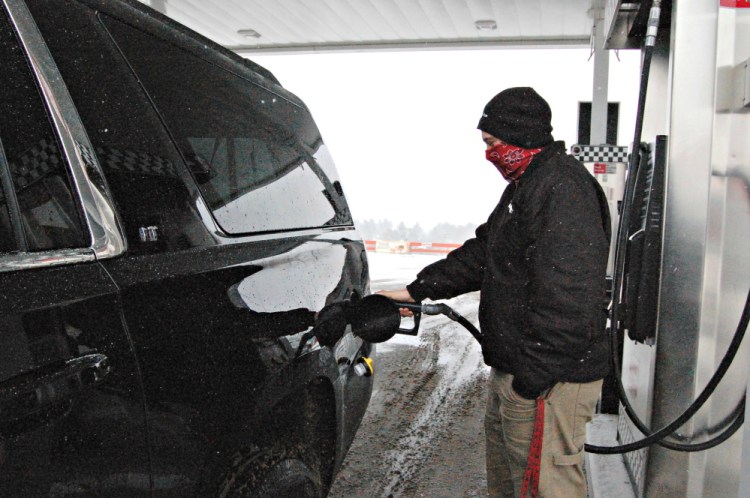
[0,0,373,495]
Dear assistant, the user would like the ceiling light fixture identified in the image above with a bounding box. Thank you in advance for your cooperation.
[237,28,262,38]
[474,19,497,31]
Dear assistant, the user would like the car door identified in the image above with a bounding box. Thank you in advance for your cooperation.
[84,10,372,495]
[0,1,150,495]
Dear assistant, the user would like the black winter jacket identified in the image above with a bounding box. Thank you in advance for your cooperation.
[407,142,611,399]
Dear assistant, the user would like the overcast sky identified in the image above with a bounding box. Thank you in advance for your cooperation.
[252,48,641,231]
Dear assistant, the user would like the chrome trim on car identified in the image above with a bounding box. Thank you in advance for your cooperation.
[3,0,126,261]
[0,248,95,273]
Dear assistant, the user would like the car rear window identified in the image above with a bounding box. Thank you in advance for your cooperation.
[102,16,348,235]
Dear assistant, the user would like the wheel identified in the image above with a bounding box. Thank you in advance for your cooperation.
[208,442,323,498]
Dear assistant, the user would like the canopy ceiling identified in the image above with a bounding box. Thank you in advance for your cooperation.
[141,0,601,54]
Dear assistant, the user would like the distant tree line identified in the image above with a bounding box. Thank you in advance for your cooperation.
[355,219,478,244]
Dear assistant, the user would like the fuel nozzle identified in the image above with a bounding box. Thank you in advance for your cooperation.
[385,301,483,344]
[310,294,401,347]
[349,294,404,342]
[299,295,482,361]
[301,294,415,357]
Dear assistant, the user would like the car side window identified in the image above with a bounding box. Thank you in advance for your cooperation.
[102,16,344,235]
[0,10,87,252]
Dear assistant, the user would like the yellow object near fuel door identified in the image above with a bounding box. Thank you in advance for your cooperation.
[353,356,374,377]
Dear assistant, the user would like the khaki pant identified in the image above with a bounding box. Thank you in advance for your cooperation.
[485,369,601,498]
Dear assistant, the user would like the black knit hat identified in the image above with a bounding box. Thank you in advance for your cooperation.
[477,87,554,149]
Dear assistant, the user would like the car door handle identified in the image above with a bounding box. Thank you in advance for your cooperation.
[0,353,110,429]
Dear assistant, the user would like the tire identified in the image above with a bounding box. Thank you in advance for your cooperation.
[254,459,321,498]
[211,442,323,498]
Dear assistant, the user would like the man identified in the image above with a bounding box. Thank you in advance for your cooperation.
[379,87,611,497]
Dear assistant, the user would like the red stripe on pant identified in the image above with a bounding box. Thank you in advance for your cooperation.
[521,398,545,498]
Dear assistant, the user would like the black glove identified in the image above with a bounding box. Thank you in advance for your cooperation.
[314,301,351,348]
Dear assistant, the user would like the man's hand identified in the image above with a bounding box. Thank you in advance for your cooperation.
[376,288,416,317]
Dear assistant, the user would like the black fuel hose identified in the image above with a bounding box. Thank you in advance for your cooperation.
[602,0,661,452]
[586,289,749,454]
[407,290,747,454]
[421,303,484,345]
[589,0,748,454]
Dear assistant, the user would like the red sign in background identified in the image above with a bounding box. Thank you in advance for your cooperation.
[593,163,607,174]
[721,0,750,7]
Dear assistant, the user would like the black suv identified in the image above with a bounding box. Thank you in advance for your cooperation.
[0,0,374,495]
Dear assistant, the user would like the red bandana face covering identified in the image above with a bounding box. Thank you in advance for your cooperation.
[485,142,543,182]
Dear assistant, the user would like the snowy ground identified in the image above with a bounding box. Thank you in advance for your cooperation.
[329,252,488,497]
[328,252,632,498]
